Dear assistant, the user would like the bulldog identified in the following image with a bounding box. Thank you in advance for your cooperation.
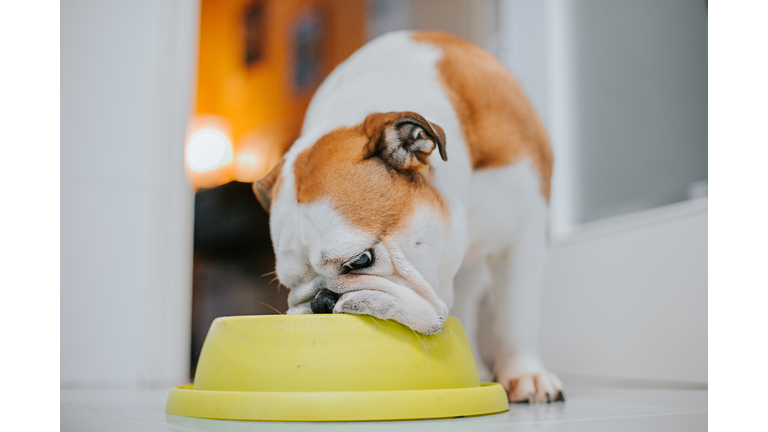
[254,31,563,403]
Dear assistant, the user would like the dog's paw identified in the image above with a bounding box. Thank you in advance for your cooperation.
[333,290,397,319]
[286,302,312,314]
[334,290,445,335]
[494,355,565,403]
[496,371,565,403]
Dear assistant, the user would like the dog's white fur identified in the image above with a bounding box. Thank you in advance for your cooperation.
[265,32,562,402]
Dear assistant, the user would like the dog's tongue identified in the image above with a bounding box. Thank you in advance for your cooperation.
[311,289,340,314]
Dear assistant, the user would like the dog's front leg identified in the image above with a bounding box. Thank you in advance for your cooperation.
[451,261,493,381]
[489,210,564,403]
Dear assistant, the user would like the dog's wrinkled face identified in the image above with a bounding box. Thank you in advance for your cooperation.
[255,112,456,334]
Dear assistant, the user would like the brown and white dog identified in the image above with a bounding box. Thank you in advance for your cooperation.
[254,31,562,403]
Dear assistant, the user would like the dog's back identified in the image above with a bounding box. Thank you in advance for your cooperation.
[411,32,552,198]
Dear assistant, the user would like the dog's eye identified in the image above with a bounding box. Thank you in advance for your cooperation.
[345,250,373,271]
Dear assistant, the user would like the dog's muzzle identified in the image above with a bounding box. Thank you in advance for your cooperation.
[310,289,340,314]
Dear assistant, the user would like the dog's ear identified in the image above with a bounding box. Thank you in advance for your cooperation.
[253,159,284,214]
[364,112,447,171]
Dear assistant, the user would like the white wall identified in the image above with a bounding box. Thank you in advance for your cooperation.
[61,0,199,387]
[573,0,708,223]
[540,199,708,384]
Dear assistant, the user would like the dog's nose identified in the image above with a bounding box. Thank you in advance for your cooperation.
[310,289,340,314]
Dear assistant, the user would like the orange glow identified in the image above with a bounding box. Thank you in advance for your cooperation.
[188,0,366,190]
[235,154,258,178]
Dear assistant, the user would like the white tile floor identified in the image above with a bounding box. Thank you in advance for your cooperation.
[61,382,707,431]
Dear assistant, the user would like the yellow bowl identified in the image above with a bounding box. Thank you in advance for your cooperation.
[166,314,508,421]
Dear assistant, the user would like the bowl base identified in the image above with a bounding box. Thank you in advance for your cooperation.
[166,382,509,422]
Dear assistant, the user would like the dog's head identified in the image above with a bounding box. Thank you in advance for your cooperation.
[254,111,462,334]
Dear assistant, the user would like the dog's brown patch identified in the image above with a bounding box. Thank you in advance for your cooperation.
[411,31,553,199]
[292,124,448,236]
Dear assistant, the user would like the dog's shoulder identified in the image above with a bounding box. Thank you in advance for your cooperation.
[410,31,553,199]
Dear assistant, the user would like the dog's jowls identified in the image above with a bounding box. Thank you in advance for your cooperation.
[254,31,562,403]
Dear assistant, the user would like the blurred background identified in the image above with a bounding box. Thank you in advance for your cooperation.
[61,0,707,388]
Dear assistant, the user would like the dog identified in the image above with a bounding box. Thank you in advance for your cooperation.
[254,31,563,403]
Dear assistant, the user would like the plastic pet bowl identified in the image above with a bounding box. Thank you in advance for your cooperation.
[165,314,508,422]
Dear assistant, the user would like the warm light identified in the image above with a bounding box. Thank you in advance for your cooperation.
[234,153,260,182]
[237,153,257,171]
[187,128,233,172]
